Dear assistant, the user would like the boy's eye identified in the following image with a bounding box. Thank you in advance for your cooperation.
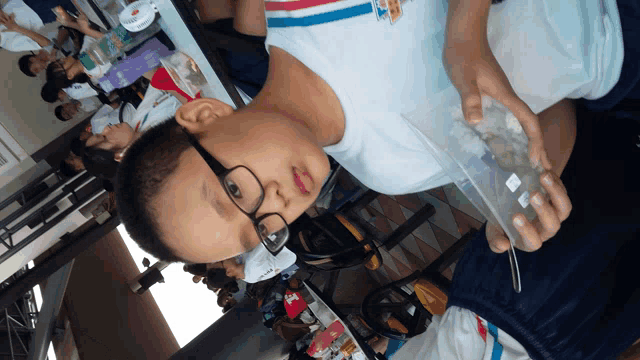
[257,223,269,238]
[225,180,242,199]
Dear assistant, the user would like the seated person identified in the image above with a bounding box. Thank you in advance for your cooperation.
[54,98,102,122]
[59,134,93,178]
[202,242,298,284]
[41,81,102,103]
[82,78,187,152]
[0,1,82,75]
[59,153,83,178]
[0,0,56,53]
[17,24,85,77]
[77,76,188,184]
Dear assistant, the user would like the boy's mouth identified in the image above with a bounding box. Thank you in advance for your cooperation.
[293,167,313,194]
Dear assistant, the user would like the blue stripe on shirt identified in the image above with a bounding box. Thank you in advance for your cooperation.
[488,322,504,360]
[267,3,373,27]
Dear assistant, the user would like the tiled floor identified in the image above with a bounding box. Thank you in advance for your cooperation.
[307,173,487,288]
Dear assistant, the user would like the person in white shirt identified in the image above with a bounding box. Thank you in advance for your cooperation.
[43,7,106,89]
[82,85,185,154]
[61,82,98,101]
[115,0,606,267]
[53,97,103,122]
[40,81,98,104]
[0,0,50,52]
[114,0,639,358]
[19,24,85,77]
[206,244,298,284]
[0,0,80,77]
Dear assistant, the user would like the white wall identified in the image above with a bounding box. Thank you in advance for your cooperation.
[0,46,90,198]
[0,49,85,154]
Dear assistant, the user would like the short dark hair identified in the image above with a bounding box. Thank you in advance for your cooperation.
[115,118,198,263]
[42,82,61,103]
[54,105,70,122]
[183,264,207,276]
[46,59,89,89]
[70,138,85,157]
[223,280,239,294]
[82,146,119,181]
[18,55,36,77]
[58,159,79,178]
[206,269,236,289]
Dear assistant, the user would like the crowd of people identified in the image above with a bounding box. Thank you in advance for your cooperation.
[6,0,640,358]
[2,0,269,191]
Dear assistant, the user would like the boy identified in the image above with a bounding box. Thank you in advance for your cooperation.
[115,0,623,264]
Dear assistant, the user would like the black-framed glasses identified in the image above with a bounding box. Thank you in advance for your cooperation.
[181,127,290,255]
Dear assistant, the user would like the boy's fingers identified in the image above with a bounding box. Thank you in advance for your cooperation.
[488,80,548,169]
[459,80,484,124]
[513,215,543,252]
[485,223,509,253]
[541,172,572,221]
[530,191,561,240]
[488,237,509,253]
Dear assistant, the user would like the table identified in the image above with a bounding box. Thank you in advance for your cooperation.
[304,280,380,360]
[155,0,240,107]
[77,0,244,109]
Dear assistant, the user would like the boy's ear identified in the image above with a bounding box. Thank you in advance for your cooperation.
[114,149,125,163]
[175,98,234,134]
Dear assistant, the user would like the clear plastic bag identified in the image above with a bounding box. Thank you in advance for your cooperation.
[405,97,547,292]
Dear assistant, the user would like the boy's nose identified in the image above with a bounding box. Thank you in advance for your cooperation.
[256,181,287,216]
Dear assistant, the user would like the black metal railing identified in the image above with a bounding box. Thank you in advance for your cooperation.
[0,172,104,266]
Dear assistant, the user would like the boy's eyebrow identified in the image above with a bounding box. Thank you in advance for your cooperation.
[200,181,254,252]
[200,181,229,220]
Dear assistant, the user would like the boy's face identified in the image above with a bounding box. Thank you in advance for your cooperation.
[58,90,68,102]
[29,56,48,75]
[60,102,80,120]
[153,99,331,264]
[86,123,135,151]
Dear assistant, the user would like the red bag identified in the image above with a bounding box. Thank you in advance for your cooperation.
[151,67,202,102]
[284,290,308,319]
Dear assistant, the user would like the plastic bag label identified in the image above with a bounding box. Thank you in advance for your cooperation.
[506,173,521,193]
[518,191,530,208]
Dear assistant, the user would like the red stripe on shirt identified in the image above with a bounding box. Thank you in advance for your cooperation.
[264,0,341,12]
[476,315,487,343]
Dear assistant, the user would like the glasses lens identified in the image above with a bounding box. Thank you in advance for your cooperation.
[224,167,264,213]
[257,214,289,252]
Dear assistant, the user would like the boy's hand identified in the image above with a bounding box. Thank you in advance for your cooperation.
[77,13,90,32]
[444,35,552,171]
[56,9,75,27]
[0,13,20,31]
[485,171,572,253]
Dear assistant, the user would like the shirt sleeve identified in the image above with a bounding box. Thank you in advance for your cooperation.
[0,32,42,52]
[390,307,487,360]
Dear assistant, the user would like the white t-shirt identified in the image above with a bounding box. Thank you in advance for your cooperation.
[264,0,623,195]
[127,85,182,132]
[393,306,531,360]
[81,36,113,79]
[236,243,297,284]
[63,83,99,100]
[90,104,120,134]
[0,0,46,52]
[78,97,101,113]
